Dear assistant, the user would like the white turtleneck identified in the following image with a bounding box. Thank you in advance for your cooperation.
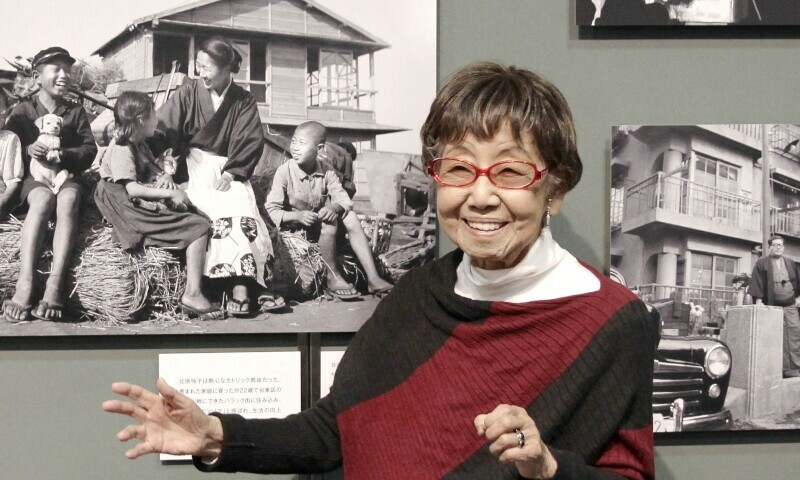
[454,227,600,302]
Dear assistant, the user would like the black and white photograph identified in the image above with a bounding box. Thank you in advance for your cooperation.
[611,123,800,432]
[0,0,436,336]
[577,0,800,26]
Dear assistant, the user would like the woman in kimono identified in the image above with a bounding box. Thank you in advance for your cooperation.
[150,36,285,317]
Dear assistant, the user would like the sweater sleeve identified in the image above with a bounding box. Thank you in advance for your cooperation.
[192,393,342,474]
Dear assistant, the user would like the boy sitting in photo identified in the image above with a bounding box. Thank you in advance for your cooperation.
[2,47,97,322]
[265,121,392,300]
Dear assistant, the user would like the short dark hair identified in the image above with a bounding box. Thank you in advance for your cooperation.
[294,121,327,146]
[420,61,582,195]
[769,235,785,246]
[113,91,155,145]
[198,36,242,74]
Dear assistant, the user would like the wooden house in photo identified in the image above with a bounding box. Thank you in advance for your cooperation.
[93,0,404,148]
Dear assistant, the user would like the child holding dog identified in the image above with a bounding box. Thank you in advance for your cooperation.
[2,47,97,322]
[94,91,223,320]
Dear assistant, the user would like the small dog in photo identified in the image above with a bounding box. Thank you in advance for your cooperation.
[32,113,72,193]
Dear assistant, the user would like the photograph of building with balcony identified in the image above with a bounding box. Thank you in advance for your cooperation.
[0,0,435,336]
[611,123,800,432]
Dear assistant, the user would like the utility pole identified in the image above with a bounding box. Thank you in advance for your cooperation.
[762,124,772,254]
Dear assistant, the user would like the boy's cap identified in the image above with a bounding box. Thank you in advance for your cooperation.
[31,47,76,69]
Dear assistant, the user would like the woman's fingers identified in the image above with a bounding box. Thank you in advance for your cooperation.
[117,424,147,442]
[125,441,156,459]
[102,399,150,422]
[110,382,160,410]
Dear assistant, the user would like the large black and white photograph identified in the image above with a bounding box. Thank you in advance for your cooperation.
[611,123,800,432]
[0,0,436,336]
[577,0,800,26]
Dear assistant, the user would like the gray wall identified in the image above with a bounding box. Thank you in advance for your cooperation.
[2,1,800,479]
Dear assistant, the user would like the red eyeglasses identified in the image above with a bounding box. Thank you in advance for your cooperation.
[427,157,548,189]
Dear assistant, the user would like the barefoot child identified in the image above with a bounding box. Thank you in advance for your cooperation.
[2,47,97,322]
[265,121,393,300]
[94,91,223,320]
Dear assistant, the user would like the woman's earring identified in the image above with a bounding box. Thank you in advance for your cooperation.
[545,198,552,227]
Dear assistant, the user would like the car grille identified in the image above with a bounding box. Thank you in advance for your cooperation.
[652,360,705,415]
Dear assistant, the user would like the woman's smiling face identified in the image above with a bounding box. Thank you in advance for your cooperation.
[436,122,562,270]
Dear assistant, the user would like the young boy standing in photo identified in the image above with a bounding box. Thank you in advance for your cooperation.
[2,47,97,322]
[265,121,393,300]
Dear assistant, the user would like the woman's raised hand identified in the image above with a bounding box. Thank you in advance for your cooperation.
[474,404,558,479]
[102,378,223,460]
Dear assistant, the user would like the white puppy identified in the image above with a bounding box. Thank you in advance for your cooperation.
[31,113,72,194]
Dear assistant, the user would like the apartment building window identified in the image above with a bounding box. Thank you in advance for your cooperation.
[692,155,740,223]
[694,155,739,193]
[691,253,737,289]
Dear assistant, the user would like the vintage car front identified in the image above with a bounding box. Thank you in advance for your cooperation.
[608,268,733,432]
[653,335,733,432]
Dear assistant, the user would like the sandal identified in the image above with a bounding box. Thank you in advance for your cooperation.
[180,301,225,320]
[324,288,361,302]
[2,299,32,323]
[226,298,251,317]
[30,300,64,321]
[257,293,287,312]
[367,285,393,299]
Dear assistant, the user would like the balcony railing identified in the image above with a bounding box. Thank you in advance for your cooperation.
[771,207,800,238]
[624,172,762,232]
[636,284,738,323]
[611,188,624,228]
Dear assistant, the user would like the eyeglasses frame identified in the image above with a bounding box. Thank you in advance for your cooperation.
[426,157,548,190]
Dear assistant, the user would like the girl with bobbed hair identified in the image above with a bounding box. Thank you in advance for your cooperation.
[106,62,655,480]
[149,35,285,317]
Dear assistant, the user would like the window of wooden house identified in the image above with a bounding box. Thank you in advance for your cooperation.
[307,48,359,109]
[153,34,190,76]
[230,40,268,104]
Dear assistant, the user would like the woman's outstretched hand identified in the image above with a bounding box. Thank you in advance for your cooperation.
[102,378,223,460]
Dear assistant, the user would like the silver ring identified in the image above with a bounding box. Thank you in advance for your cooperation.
[515,428,525,448]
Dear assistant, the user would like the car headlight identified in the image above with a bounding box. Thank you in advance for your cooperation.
[705,345,731,379]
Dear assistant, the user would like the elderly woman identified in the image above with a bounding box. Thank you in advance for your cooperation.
[103,62,656,479]
[149,36,284,318]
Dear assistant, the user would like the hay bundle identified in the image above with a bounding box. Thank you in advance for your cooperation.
[0,216,23,301]
[136,247,186,321]
[66,226,147,323]
[277,231,326,299]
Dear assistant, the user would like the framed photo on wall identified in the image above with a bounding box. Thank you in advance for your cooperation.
[578,0,800,26]
[0,0,436,336]
[610,123,800,432]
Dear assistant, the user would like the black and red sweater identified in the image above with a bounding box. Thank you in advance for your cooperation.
[195,250,656,479]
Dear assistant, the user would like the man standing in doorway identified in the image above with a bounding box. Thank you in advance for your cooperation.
[749,235,800,378]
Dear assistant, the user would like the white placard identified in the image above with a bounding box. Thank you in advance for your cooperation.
[319,349,346,398]
[158,351,302,461]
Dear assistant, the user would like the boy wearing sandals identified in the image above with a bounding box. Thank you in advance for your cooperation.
[265,121,392,300]
[2,47,97,322]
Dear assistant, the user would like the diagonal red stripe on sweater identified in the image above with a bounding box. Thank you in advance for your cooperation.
[338,275,635,479]
[594,425,655,480]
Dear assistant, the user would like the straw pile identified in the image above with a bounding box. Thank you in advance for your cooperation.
[276,231,326,300]
[0,170,187,324]
[0,215,23,301]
